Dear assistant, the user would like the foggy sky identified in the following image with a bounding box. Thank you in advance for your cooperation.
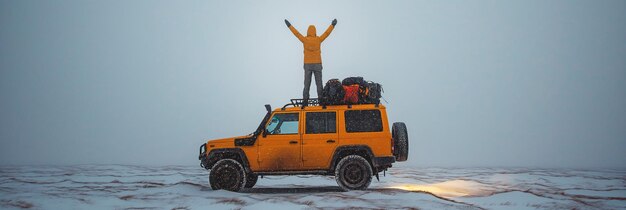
[1,0,625,168]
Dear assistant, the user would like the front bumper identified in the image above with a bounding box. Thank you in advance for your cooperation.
[198,143,209,169]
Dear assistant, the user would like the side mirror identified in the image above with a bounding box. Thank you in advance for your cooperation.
[262,129,268,138]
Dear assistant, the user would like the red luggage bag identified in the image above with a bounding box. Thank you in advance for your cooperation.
[343,84,360,104]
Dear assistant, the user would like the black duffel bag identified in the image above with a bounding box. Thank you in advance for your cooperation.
[321,79,345,105]
[363,82,383,104]
[342,77,366,86]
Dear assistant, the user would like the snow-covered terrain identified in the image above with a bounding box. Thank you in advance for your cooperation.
[1,165,624,209]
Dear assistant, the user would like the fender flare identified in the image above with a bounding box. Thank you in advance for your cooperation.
[329,145,376,172]
[202,148,252,174]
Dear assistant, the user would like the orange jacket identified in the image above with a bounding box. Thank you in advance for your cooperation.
[289,24,335,64]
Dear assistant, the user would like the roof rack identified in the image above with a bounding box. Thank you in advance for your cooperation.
[280,98,381,111]
[282,98,321,110]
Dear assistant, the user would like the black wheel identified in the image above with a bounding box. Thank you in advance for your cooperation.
[335,155,372,191]
[244,173,258,188]
[392,122,409,162]
[209,159,246,192]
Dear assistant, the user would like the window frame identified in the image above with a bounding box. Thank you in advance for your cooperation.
[305,111,337,134]
[344,109,383,133]
[265,112,300,135]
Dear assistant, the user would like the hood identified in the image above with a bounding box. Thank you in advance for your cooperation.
[307,25,317,37]
[207,136,247,144]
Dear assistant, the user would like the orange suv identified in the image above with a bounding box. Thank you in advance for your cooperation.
[198,99,408,191]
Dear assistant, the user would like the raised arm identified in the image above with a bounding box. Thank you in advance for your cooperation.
[285,19,304,42]
[320,19,337,42]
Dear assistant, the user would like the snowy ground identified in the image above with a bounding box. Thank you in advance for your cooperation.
[0,165,625,210]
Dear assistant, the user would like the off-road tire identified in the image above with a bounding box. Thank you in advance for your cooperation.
[392,122,409,162]
[209,159,247,192]
[244,173,258,188]
[335,155,373,191]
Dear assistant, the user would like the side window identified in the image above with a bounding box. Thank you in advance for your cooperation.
[306,112,337,134]
[266,113,299,135]
[345,110,383,133]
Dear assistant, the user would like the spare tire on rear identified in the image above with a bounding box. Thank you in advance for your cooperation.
[392,122,409,162]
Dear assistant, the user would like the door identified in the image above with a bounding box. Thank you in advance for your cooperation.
[302,111,338,169]
[257,112,302,171]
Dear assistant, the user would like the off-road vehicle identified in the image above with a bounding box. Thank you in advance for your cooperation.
[198,99,408,191]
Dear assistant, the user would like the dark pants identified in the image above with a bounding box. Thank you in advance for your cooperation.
[303,63,323,100]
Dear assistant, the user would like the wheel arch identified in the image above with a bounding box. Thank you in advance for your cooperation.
[203,148,252,174]
[329,145,376,174]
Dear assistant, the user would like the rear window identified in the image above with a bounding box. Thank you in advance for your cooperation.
[306,112,337,134]
[345,110,383,133]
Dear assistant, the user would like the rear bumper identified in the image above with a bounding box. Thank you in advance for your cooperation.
[372,156,396,168]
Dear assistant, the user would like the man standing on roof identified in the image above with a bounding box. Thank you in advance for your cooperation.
[285,19,337,105]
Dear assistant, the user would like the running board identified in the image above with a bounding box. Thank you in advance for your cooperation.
[255,170,330,176]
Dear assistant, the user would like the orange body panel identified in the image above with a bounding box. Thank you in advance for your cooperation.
[257,111,301,171]
[205,104,393,172]
[302,110,339,169]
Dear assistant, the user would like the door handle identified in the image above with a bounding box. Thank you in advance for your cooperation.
[326,139,336,143]
[289,140,298,144]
